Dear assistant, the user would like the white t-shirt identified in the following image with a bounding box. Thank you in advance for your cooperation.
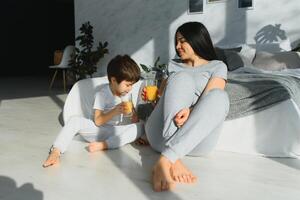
[93,83,123,125]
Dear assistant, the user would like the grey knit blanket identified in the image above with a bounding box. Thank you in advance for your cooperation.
[225,67,300,120]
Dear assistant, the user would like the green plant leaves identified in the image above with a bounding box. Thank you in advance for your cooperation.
[70,21,109,80]
[140,57,167,74]
[140,64,151,73]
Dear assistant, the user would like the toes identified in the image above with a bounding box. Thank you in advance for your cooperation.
[179,176,184,183]
[43,158,58,168]
[153,181,162,192]
[161,180,175,191]
[191,176,197,183]
[42,161,52,168]
[43,154,59,168]
[186,175,192,183]
[161,181,167,191]
[174,176,179,182]
[168,181,176,190]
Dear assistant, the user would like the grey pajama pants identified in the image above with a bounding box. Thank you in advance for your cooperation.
[145,71,230,163]
[53,116,144,153]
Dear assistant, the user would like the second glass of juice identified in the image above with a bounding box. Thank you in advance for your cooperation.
[145,79,158,102]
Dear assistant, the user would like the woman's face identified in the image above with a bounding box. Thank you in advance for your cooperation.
[176,32,196,61]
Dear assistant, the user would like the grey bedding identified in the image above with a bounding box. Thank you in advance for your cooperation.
[225,67,300,120]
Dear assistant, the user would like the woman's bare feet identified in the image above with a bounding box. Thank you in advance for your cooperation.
[43,147,61,168]
[88,141,108,152]
[152,156,176,192]
[170,160,197,183]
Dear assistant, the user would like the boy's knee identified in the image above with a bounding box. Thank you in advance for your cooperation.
[67,116,84,127]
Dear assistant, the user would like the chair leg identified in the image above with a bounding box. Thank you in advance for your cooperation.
[63,69,66,93]
[49,70,58,90]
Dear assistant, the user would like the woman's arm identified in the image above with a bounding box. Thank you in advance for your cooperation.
[174,77,226,127]
[202,77,226,94]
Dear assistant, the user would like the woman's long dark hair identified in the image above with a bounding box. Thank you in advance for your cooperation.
[175,22,217,61]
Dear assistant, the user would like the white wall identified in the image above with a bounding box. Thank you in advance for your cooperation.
[74,0,300,76]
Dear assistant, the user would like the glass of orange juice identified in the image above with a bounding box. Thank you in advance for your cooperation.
[145,79,158,103]
[121,93,133,117]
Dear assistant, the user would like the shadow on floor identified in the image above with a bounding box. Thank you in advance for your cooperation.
[0,176,43,200]
[0,76,68,126]
[0,76,68,101]
[270,157,300,171]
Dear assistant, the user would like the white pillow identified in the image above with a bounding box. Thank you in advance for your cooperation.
[223,44,256,71]
[252,38,292,53]
[239,44,256,63]
[252,51,300,71]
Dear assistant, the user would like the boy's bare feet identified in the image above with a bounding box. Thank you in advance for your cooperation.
[88,141,108,152]
[43,147,61,168]
[152,156,176,192]
[171,160,197,183]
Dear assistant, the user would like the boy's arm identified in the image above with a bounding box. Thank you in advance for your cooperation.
[94,105,122,126]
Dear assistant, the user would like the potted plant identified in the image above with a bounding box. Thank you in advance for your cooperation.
[70,21,109,80]
[140,56,168,81]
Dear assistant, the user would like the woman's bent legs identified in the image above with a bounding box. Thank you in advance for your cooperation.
[145,72,197,152]
[162,89,230,162]
[162,72,197,138]
[146,72,229,161]
[150,89,229,191]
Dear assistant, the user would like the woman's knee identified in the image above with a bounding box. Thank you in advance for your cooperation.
[205,89,230,115]
[167,72,196,95]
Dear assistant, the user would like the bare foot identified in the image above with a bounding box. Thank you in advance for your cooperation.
[171,160,197,184]
[152,156,176,192]
[88,142,108,152]
[43,148,61,168]
[134,137,149,146]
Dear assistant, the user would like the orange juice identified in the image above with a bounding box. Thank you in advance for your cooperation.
[146,85,158,101]
[123,101,133,115]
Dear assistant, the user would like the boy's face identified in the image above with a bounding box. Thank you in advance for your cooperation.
[111,77,134,96]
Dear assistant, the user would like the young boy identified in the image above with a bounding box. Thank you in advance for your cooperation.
[43,55,143,168]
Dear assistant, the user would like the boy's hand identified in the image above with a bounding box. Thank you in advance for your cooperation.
[131,112,139,123]
[113,103,125,115]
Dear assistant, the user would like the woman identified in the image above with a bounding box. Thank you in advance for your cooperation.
[144,22,230,192]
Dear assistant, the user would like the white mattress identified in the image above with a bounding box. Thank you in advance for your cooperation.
[216,99,300,158]
[63,77,300,158]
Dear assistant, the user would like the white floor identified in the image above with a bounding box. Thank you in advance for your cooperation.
[0,77,300,200]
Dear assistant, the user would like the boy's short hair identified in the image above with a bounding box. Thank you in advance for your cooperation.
[107,55,140,83]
